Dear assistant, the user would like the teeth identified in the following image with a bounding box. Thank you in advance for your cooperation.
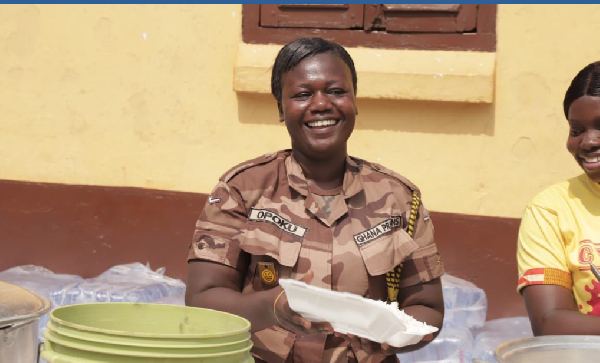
[307,120,337,128]
[584,156,600,163]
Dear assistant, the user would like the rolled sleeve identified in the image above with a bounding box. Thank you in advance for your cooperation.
[399,202,444,288]
[187,181,248,271]
[517,203,571,293]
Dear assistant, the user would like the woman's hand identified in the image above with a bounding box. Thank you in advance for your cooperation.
[339,277,443,355]
[272,272,440,354]
[273,270,334,335]
[334,332,434,355]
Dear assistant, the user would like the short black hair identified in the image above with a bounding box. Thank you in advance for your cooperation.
[270,37,357,106]
[564,61,600,118]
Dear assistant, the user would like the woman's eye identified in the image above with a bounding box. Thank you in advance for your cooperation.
[329,89,345,95]
[293,92,311,99]
[570,129,583,137]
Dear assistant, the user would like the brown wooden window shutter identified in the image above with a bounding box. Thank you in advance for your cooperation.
[260,4,365,29]
[242,4,496,52]
[364,4,477,33]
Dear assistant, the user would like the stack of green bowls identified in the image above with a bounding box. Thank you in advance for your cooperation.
[40,303,253,363]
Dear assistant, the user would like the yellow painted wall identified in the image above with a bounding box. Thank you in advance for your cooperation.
[1,4,599,218]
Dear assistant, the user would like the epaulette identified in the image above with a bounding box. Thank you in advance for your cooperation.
[359,158,421,194]
[220,151,282,183]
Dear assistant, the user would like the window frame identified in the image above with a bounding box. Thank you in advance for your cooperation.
[242,4,496,52]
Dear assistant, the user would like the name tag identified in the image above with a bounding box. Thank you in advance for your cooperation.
[248,208,308,238]
[354,216,403,246]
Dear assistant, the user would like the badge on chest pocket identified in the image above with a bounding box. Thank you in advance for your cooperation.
[257,262,279,287]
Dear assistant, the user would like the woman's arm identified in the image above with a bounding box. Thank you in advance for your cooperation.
[515,201,600,335]
[395,277,444,351]
[186,260,279,333]
[523,284,600,336]
[342,277,444,355]
[186,261,332,334]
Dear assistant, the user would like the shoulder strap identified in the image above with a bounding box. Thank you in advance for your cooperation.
[386,190,420,303]
[220,151,281,183]
[364,159,420,194]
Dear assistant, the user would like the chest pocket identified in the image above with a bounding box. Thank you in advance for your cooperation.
[357,227,419,276]
[239,208,305,268]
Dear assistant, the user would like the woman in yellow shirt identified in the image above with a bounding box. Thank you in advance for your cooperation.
[517,61,600,335]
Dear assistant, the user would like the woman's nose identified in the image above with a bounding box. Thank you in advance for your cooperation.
[310,92,331,112]
[582,130,600,150]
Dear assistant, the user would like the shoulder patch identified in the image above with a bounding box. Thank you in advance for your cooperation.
[357,158,420,193]
[220,150,288,183]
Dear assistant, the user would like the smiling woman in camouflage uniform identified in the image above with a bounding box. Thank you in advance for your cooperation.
[186,37,445,363]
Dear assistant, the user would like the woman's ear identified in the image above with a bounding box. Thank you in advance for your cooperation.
[278,103,285,122]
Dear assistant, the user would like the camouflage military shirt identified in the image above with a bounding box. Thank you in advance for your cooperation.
[188,150,444,363]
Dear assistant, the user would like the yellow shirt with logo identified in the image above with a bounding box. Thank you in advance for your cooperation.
[517,174,600,315]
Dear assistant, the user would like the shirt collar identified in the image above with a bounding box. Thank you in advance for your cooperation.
[582,173,600,196]
[285,153,364,199]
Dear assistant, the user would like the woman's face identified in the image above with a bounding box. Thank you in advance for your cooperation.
[279,52,357,161]
[567,95,600,183]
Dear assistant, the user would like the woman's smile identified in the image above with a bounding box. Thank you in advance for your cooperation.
[305,119,339,129]
[581,153,600,171]
[304,119,341,137]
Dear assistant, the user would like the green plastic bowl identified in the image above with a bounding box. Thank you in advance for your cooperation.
[42,303,254,362]
[49,303,250,342]
[44,329,252,356]
[47,320,251,348]
[43,329,253,358]
[41,339,254,363]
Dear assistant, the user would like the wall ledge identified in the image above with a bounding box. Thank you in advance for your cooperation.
[234,43,495,104]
